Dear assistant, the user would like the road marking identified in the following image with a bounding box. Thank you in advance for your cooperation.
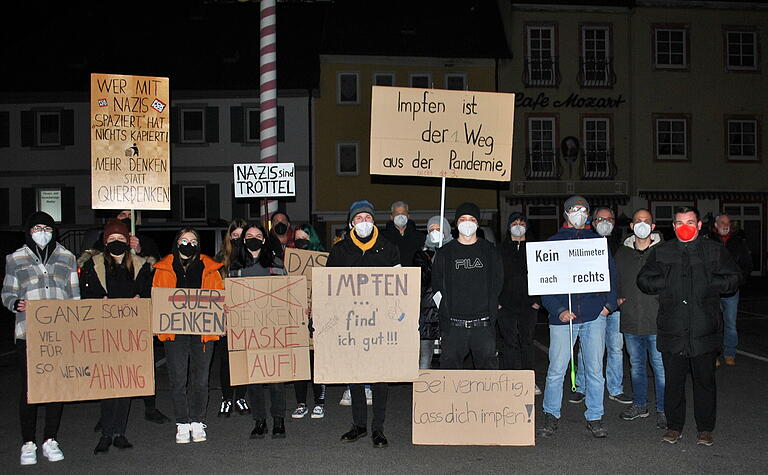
[737,350,768,363]
[534,340,549,354]
[739,310,768,320]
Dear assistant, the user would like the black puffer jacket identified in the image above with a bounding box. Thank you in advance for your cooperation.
[326,231,400,268]
[414,249,439,340]
[637,236,741,356]
[498,238,538,310]
[381,221,425,267]
[707,229,752,290]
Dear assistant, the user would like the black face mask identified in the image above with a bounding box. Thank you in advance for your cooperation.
[230,238,240,248]
[294,239,310,250]
[178,243,197,258]
[106,240,129,256]
[273,223,288,236]
[245,238,264,252]
[120,218,132,229]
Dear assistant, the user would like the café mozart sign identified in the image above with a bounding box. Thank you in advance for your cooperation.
[515,92,627,111]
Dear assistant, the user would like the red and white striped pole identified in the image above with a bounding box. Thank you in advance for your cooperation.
[260,0,278,226]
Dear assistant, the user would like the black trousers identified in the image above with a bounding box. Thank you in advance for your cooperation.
[662,351,717,432]
[441,325,499,370]
[163,335,214,423]
[17,340,63,443]
[248,383,286,420]
[350,382,388,432]
[497,306,538,371]
[215,337,246,401]
[294,350,325,405]
[101,397,131,437]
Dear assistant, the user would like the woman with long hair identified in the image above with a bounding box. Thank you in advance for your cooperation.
[153,227,224,444]
[214,218,249,417]
[80,219,153,454]
[229,222,288,439]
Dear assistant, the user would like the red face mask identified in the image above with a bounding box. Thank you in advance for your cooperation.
[674,224,698,242]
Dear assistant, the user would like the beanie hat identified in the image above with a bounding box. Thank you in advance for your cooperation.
[508,212,527,225]
[454,202,481,223]
[564,195,590,213]
[103,218,130,244]
[348,200,375,223]
[25,211,55,230]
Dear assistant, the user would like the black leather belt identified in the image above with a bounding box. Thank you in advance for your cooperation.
[450,317,490,328]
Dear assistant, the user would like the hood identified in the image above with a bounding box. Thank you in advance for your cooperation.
[623,232,663,249]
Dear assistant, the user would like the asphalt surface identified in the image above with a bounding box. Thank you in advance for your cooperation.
[1,279,767,474]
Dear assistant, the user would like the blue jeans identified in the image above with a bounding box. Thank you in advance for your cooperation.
[576,311,623,396]
[543,315,606,421]
[624,333,665,413]
[721,291,739,357]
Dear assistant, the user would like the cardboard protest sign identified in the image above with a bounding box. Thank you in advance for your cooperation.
[412,370,535,446]
[284,248,329,307]
[226,276,309,384]
[25,299,154,404]
[234,163,295,198]
[526,239,610,295]
[151,288,226,335]
[370,86,515,182]
[311,267,420,383]
[90,73,170,210]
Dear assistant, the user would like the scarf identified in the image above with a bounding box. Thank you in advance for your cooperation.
[349,225,379,253]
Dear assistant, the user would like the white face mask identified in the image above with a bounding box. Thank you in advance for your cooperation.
[510,224,526,237]
[633,221,652,239]
[32,231,53,248]
[353,221,374,238]
[428,230,443,244]
[457,221,478,238]
[717,226,730,236]
[567,211,588,228]
[595,221,614,237]
[393,214,408,228]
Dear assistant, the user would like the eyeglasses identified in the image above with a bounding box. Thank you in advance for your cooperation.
[592,216,615,223]
[178,238,198,246]
[567,207,587,214]
[31,225,53,233]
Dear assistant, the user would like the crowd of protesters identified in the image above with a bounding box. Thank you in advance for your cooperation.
[2,195,747,464]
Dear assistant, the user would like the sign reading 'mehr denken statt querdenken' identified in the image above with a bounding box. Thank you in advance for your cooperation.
[370,86,515,182]
[90,73,170,210]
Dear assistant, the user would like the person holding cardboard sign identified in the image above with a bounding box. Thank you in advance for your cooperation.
[538,196,618,440]
[327,200,400,448]
[229,222,289,439]
[431,202,504,371]
[3,211,79,466]
[79,219,153,454]
[152,228,224,445]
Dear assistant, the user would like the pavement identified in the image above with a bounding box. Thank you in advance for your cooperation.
[1,280,767,474]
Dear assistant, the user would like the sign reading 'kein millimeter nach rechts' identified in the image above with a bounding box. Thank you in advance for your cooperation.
[370,86,515,182]
[525,239,610,296]
[234,162,296,198]
[90,73,170,210]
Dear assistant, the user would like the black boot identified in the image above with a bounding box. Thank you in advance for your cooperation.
[144,408,170,424]
[272,417,286,439]
[113,435,133,449]
[250,419,268,439]
[94,436,111,454]
[340,425,368,442]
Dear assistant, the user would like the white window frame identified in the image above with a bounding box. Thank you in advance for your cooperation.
[526,25,556,86]
[527,117,557,177]
[655,27,688,69]
[337,72,359,104]
[373,72,395,87]
[36,111,61,147]
[245,106,260,144]
[655,118,688,160]
[727,119,758,161]
[528,117,556,153]
[181,185,207,222]
[444,73,467,90]
[582,26,610,85]
[336,142,360,176]
[726,30,758,71]
[409,73,431,89]
[583,117,611,177]
[180,108,206,144]
[652,201,694,228]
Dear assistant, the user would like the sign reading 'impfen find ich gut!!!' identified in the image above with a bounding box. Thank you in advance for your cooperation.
[525,239,610,296]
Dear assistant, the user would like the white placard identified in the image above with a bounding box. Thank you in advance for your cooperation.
[234,162,295,198]
[526,239,610,295]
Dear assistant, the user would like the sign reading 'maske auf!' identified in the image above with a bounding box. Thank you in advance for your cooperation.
[526,239,609,296]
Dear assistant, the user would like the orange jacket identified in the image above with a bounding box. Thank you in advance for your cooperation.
[153,254,224,343]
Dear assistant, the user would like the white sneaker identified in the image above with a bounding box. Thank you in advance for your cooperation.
[535,384,542,396]
[176,423,191,444]
[190,422,207,442]
[365,386,373,406]
[339,388,351,406]
[20,442,37,465]
[292,404,309,419]
[311,405,325,419]
[41,438,63,462]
